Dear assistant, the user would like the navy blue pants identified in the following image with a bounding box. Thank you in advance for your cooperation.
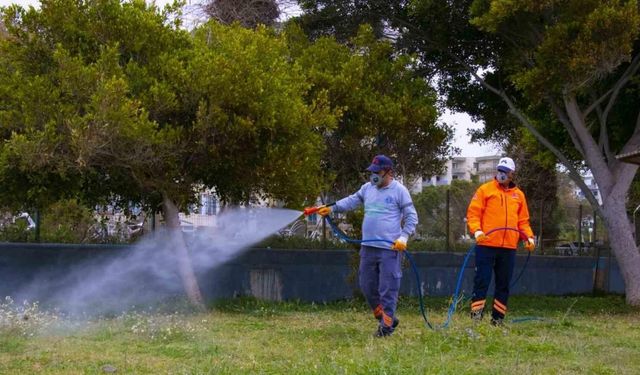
[471,245,515,320]
[359,245,402,329]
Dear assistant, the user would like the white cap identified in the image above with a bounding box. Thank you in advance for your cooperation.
[497,157,516,172]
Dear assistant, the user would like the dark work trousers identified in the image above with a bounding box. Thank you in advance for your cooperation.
[359,245,402,329]
[471,245,515,320]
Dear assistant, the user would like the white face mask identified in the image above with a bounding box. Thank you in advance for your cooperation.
[370,173,382,186]
[370,171,388,186]
[497,171,510,183]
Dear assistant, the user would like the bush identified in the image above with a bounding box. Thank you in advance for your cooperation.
[256,234,353,250]
[40,199,95,243]
[0,219,34,242]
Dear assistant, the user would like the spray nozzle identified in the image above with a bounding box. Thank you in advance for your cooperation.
[303,203,335,216]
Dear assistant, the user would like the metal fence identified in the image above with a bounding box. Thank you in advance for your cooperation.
[279,187,616,257]
[0,190,621,259]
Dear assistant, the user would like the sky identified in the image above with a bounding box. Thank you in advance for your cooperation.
[441,110,500,157]
[1,0,500,157]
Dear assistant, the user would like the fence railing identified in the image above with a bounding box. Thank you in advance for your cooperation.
[0,192,622,258]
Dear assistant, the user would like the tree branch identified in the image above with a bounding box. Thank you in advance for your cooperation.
[592,100,614,166]
[384,11,604,214]
[584,53,640,117]
[607,110,640,204]
[470,68,604,214]
[602,54,640,124]
[502,94,604,216]
[563,94,613,197]
[547,97,585,156]
[619,110,640,156]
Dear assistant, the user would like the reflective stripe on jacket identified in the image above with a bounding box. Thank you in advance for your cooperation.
[466,179,534,250]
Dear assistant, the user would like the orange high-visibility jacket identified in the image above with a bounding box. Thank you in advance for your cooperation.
[466,179,534,250]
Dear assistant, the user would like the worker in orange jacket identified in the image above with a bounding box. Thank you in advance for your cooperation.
[466,157,535,325]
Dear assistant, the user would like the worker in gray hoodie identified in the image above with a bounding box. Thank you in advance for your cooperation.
[315,155,418,337]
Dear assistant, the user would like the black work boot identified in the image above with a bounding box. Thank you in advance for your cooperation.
[491,307,505,326]
[471,308,484,322]
[376,316,399,328]
[373,325,393,337]
[373,318,399,338]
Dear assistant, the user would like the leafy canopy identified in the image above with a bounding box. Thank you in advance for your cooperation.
[0,0,334,212]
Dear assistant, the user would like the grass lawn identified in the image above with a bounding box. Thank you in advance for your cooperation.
[0,295,639,374]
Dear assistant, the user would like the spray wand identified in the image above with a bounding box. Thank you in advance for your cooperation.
[303,202,335,216]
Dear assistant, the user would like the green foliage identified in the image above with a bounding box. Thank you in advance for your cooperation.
[0,217,34,243]
[399,0,640,172]
[507,140,561,241]
[296,0,396,42]
[470,0,640,97]
[286,23,452,196]
[402,3,640,304]
[0,0,454,244]
[256,234,352,250]
[187,22,333,205]
[39,199,95,243]
[413,179,480,241]
[0,0,187,211]
[0,0,335,217]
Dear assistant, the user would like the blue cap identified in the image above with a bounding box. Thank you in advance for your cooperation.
[366,155,394,172]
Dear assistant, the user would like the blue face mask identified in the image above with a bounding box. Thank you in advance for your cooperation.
[497,171,509,183]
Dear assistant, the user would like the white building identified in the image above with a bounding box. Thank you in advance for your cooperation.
[413,156,603,207]
[474,155,502,183]
[412,154,502,193]
[574,171,602,205]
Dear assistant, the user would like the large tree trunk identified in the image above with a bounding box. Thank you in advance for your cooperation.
[162,194,205,308]
[601,198,640,305]
[494,90,640,304]
[562,95,640,305]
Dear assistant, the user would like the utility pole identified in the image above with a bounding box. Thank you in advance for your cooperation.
[578,204,583,254]
[322,218,327,249]
[539,202,544,254]
[446,188,450,252]
[34,209,41,243]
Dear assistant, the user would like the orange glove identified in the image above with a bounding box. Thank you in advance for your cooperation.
[391,236,407,251]
[474,230,487,242]
[524,237,535,251]
[317,205,332,216]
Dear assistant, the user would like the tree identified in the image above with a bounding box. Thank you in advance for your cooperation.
[506,139,561,244]
[0,0,332,306]
[285,23,452,197]
[294,0,640,304]
[404,0,640,304]
[413,179,480,242]
[296,0,399,42]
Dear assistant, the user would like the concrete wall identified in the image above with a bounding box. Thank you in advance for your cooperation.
[0,243,624,305]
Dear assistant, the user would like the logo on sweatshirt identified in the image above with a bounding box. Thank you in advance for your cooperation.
[365,202,387,218]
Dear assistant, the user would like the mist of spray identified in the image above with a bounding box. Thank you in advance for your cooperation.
[14,207,302,316]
